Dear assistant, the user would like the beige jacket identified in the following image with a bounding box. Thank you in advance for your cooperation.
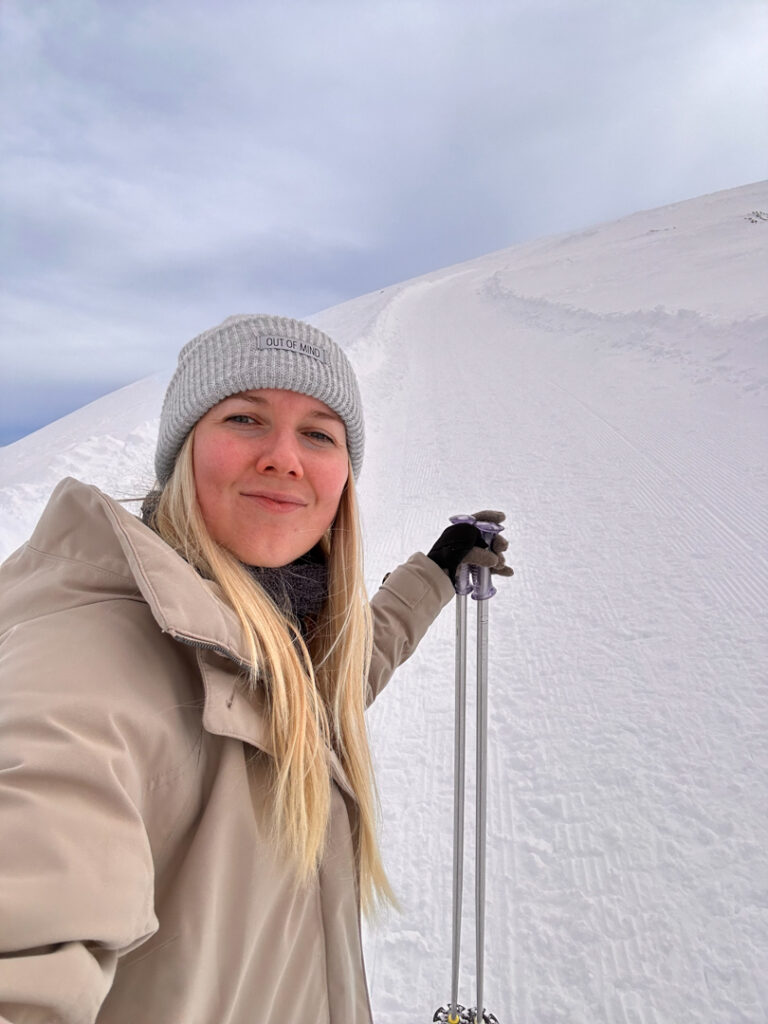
[0,478,454,1024]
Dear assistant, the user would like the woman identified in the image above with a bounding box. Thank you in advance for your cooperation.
[0,314,510,1023]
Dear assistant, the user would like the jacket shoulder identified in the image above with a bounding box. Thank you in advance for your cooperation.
[0,478,143,628]
[0,477,206,784]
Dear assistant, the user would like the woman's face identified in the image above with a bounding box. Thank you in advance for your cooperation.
[192,389,350,567]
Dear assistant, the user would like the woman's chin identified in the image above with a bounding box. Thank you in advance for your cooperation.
[228,537,318,568]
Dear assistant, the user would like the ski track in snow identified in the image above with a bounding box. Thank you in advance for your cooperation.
[344,225,767,1019]
[1,184,766,1023]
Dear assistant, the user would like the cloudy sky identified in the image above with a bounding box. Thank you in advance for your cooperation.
[1,0,766,444]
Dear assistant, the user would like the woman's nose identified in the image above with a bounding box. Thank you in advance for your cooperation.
[254,430,304,478]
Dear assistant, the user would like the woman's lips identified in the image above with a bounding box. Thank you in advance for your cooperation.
[242,492,308,513]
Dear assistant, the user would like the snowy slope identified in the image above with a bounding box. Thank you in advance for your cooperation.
[1,181,767,1024]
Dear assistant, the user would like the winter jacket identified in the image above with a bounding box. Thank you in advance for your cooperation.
[0,477,454,1024]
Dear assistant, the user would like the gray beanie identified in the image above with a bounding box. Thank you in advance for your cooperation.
[155,314,364,484]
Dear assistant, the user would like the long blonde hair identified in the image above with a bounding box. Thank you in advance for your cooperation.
[147,430,394,914]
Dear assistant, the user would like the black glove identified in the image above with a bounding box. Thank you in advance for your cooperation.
[427,510,513,584]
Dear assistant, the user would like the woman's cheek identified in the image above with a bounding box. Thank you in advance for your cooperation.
[199,433,249,479]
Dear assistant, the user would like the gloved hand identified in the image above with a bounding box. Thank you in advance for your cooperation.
[427,510,513,584]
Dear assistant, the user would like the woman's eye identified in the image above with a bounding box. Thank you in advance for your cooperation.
[306,430,335,444]
[227,414,257,425]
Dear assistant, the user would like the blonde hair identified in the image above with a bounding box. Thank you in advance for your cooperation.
[147,430,394,914]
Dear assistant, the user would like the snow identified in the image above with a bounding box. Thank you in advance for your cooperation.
[1,181,767,1023]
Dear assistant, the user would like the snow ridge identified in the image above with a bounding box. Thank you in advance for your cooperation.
[1,182,766,1024]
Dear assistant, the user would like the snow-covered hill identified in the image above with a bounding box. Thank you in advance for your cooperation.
[1,181,767,1023]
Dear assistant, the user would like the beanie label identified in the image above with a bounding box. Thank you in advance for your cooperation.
[256,335,327,364]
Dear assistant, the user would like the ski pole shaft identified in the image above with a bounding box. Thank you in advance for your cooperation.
[470,521,501,1024]
[450,559,472,1018]
[450,582,468,1018]
[474,566,492,1024]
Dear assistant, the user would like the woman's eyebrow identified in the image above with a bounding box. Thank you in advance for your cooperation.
[307,410,344,424]
[234,394,343,424]
[235,394,268,405]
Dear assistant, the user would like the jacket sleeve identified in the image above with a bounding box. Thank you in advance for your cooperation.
[367,552,455,704]
[0,610,162,1024]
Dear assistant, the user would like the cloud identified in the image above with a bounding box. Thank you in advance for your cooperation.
[1,0,767,437]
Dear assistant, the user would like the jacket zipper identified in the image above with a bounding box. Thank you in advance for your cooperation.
[171,631,252,674]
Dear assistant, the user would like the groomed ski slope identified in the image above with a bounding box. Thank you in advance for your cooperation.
[1,181,766,1024]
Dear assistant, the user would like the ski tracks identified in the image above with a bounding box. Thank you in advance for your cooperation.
[354,276,768,1023]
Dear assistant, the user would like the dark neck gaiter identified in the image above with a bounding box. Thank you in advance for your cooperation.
[245,547,329,631]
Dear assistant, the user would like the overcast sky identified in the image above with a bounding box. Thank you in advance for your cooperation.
[1,0,766,444]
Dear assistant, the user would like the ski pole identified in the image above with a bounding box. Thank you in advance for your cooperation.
[450,524,474,1023]
[434,519,473,1024]
[469,518,502,1024]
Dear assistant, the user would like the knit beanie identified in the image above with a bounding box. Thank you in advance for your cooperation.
[155,314,364,484]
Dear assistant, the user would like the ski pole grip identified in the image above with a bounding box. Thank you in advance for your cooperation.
[471,565,495,601]
[449,515,477,526]
[475,520,503,545]
[449,515,503,601]
[472,520,502,600]
[449,515,477,596]
[454,563,473,597]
